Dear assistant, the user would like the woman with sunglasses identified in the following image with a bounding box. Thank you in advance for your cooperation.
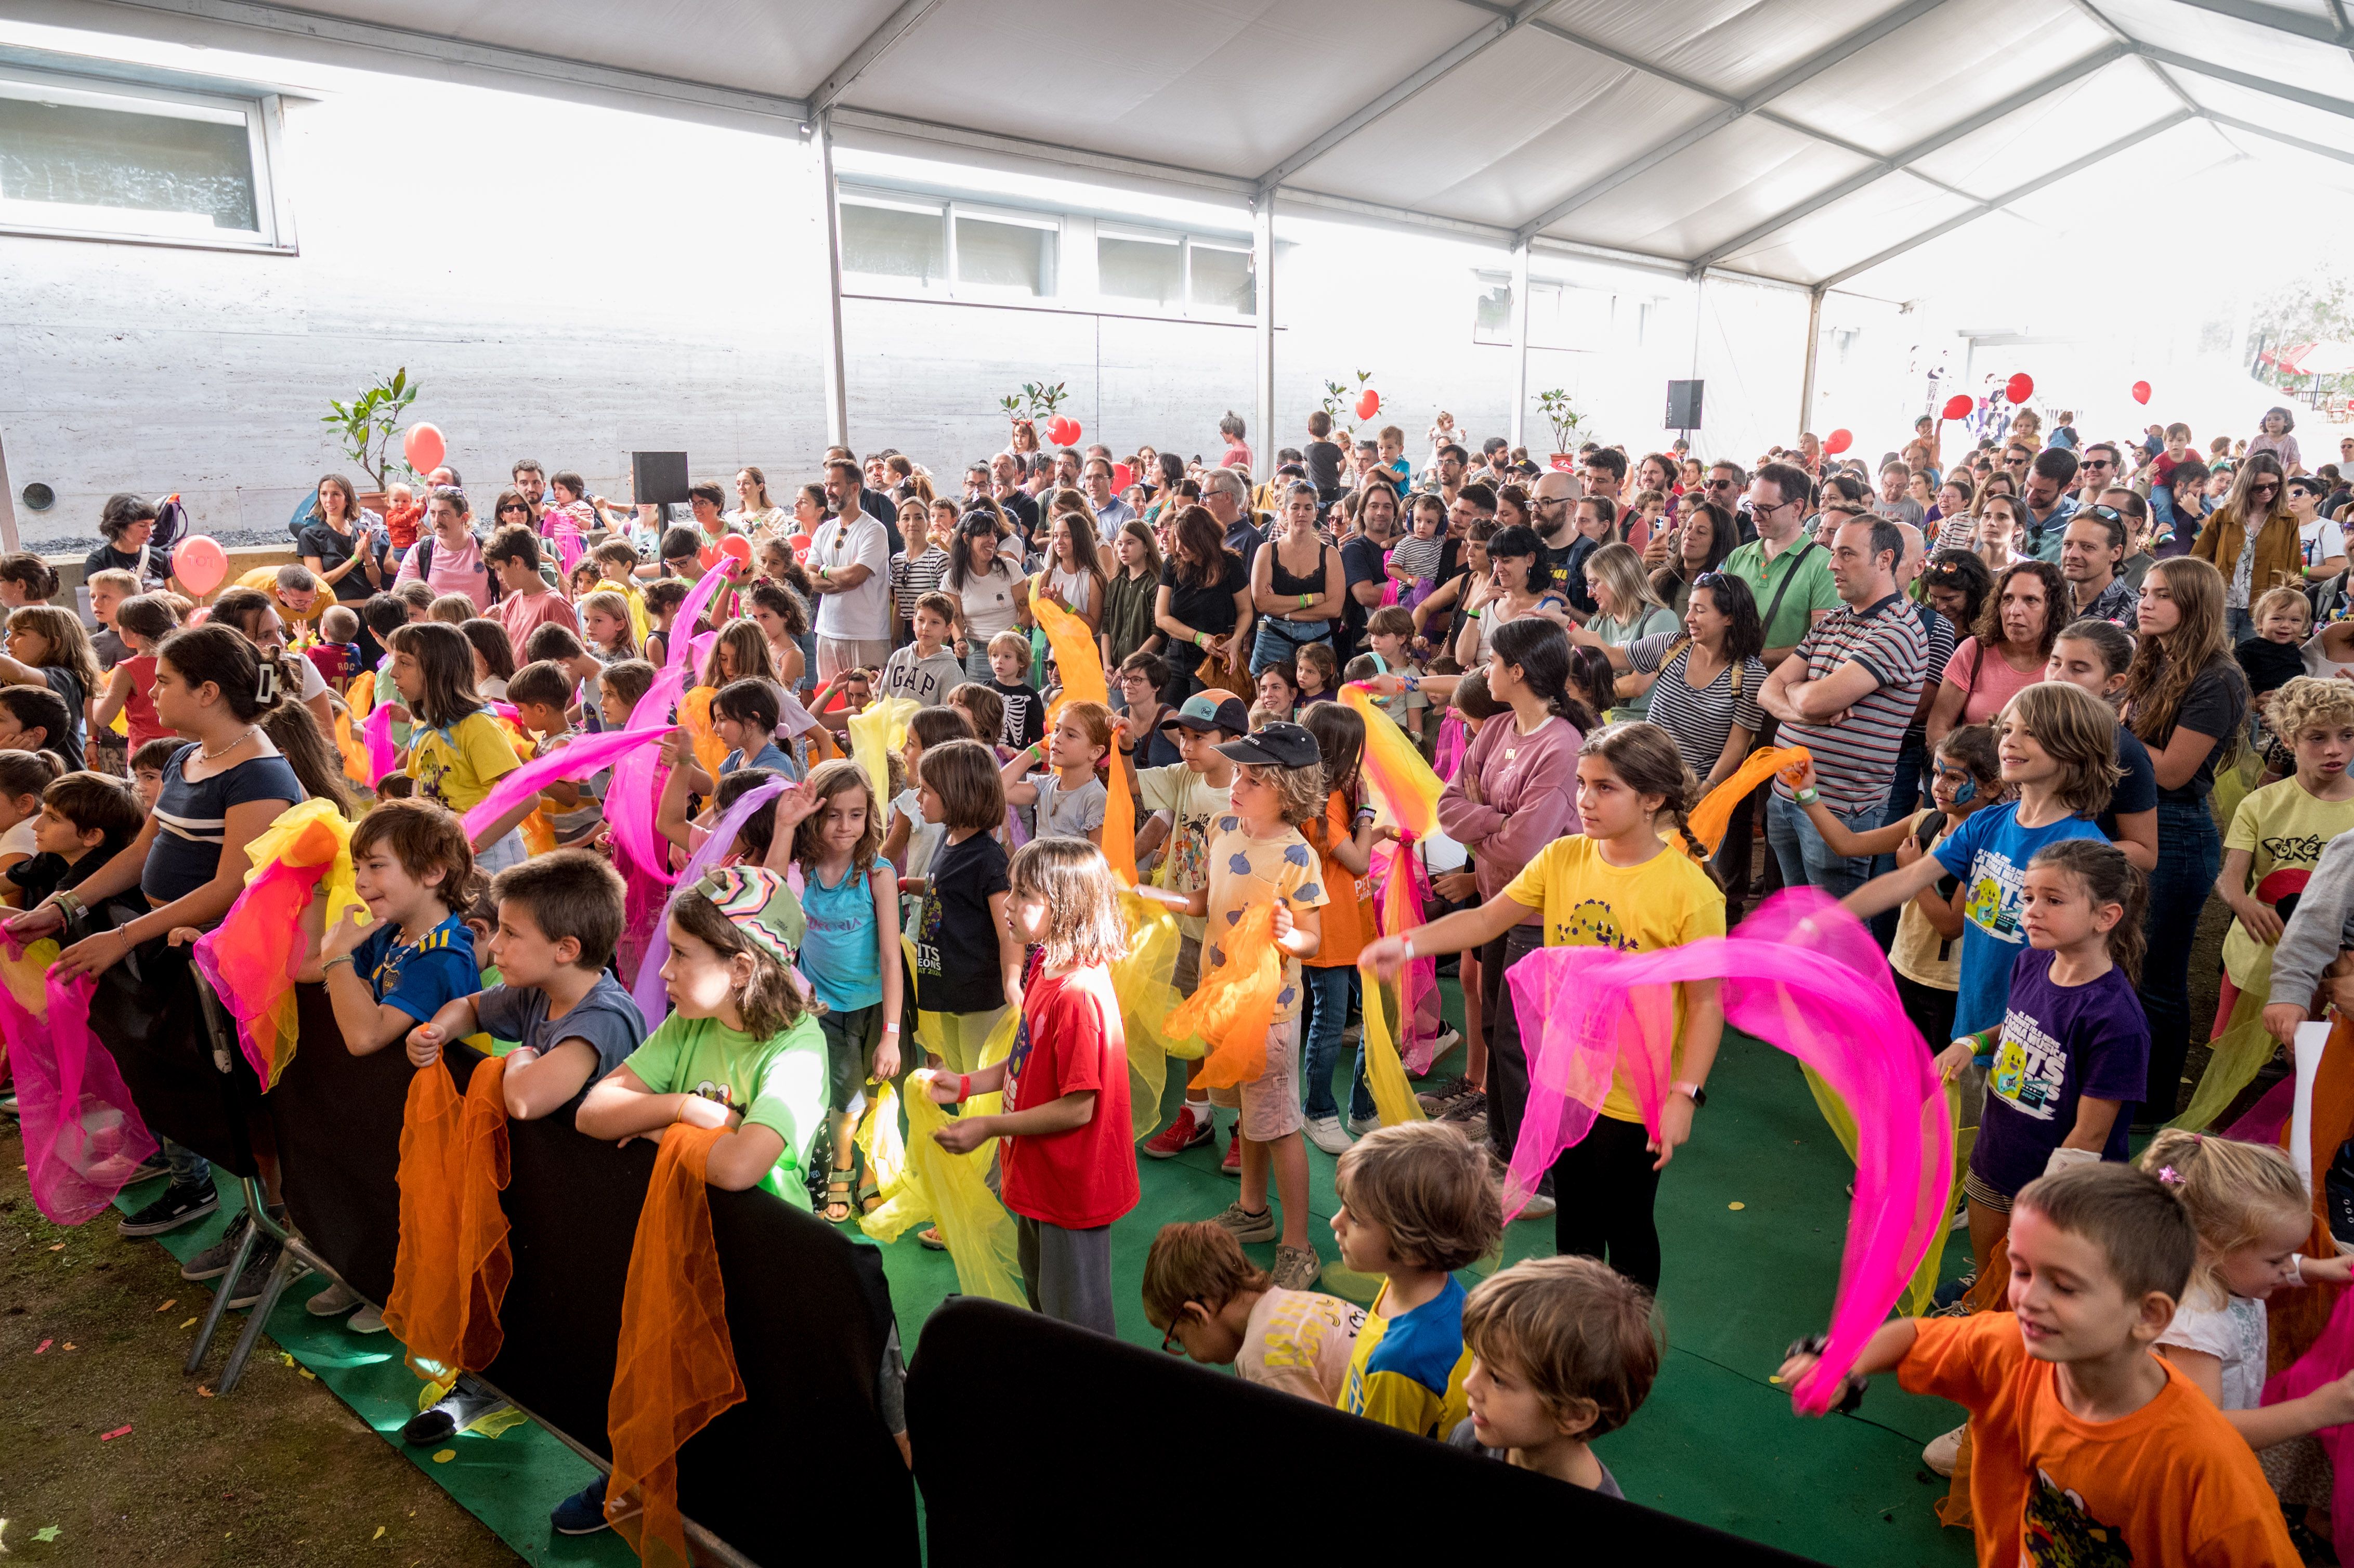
[2284,473,2347,582]
[2191,452,2296,643]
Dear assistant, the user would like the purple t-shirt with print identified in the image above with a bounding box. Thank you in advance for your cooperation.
[1969,946,2150,1198]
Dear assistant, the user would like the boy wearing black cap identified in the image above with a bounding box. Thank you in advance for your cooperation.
[1137,720,1329,1290]
[1137,692,1249,1160]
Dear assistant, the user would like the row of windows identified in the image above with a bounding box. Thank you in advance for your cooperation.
[1474,274,1666,351]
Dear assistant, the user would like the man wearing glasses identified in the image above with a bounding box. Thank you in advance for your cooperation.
[1528,469,1583,563]
[2071,443,2121,508]
[1724,463,1839,671]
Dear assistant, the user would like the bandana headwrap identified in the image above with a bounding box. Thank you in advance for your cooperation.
[689,866,805,965]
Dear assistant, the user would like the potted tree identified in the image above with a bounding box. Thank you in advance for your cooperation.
[1319,369,1376,441]
[322,367,420,513]
[1536,389,1584,471]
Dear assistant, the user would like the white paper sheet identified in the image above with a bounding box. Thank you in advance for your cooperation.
[2293,1021,2331,1197]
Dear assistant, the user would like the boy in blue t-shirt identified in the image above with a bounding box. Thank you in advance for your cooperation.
[321,799,484,1057]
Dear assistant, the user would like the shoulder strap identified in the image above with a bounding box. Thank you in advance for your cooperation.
[1759,538,1819,635]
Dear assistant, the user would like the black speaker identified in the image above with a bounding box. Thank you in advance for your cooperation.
[1665,380,1704,430]
[631,451,691,506]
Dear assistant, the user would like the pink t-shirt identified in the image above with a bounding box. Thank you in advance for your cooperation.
[493,586,579,653]
[395,531,493,612]
[1942,636,2045,725]
[1436,712,1584,917]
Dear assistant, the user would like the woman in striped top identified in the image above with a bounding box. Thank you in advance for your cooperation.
[1572,570,1767,796]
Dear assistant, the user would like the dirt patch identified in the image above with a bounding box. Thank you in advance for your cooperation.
[0,1124,518,1566]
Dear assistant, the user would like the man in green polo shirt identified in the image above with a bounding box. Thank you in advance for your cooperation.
[1722,461,1840,670]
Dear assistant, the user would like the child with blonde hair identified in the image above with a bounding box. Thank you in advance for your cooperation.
[1143,1220,1364,1403]
[1455,1256,1661,1493]
[2216,676,2354,1038]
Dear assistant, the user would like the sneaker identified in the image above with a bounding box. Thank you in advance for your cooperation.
[1416,1075,1472,1114]
[1221,1130,1243,1174]
[1271,1245,1320,1290]
[402,1378,514,1444]
[348,1304,388,1334]
[122,1154,171,1186]
[1923,1422,1965,1478]
[552,1478,614,1537]
[1304,1115,1353,1156]
[1436,1088,1488,1125]
[1929,1272,1977,1317]
[1514,1190,1557,1220]
[1418,1026,1463,1061]
[119,1183,219,1238]
[305,1280,362,1318]
[224,1239,305,1310]
[180,1213,253,1280]
[1346,1113,1380,1138]
[1142,1104,1213,1159]
[1211,1201,1277,1245]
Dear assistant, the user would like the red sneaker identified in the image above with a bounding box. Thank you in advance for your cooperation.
[1143,1104,1213,1159]
[1221,1129,1243,1174]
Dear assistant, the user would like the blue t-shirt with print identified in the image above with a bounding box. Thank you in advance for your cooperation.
[1932,802,2107,1039]
[353,911,481,1025]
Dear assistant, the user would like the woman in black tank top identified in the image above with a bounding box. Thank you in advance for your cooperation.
[1249,481,1345,675]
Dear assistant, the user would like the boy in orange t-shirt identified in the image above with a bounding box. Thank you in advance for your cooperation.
[1781,1162,2293,1568]
[1299,710,1390,1155]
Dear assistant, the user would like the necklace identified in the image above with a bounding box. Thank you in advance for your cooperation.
[200,727,259,763]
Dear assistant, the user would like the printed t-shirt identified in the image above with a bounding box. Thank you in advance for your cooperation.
[1137,764,1234,943]
[1941,637,2046,726]
[1239,1287,1365,1405]
[1202,818,1329,1025]
[990,678,1047,753]
[1932,802,2108,1038]
[1001,964,1136,1230]
[1897,1311,2295,1568]
[915,830,1011,1015]
[1971,946,2148,1194]
[801,861,884,1013]
[143,747,305,905]
[1501,835,1725,1121]
[1341,1275,1472,1440]
[406,710,522,815]
[2220,776,2354,984]
[623,1011,828,1207]
[473,973,647,1081]
[879,643,961,707]
[1304,792,1373,970]
[1888,811,1964,994]
[354,912,481,1025]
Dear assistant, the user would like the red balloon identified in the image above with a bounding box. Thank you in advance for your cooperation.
[1941,394,1973,421]
[2005,373,2034,403]
[1113,463,1134,491]
[1046,416,1082,448]
[787,533,813,557]
[718,533,753,565]
[402,422,445,473]
[1356,389,1381,421]
[1823,428,1853,456]
[2132,380,2152,406]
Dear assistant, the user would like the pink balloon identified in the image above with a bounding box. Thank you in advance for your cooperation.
[176,534,228,596]
[402,422,446,473]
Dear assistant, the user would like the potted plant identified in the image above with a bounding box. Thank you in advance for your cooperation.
[1536,389,1584,470]
[322,367,421,511]
[1319,369,1376,440]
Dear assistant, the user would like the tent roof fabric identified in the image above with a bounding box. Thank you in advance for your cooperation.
[163,0,2319,289]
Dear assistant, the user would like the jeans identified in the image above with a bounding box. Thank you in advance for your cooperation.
[166,1139,211,1193]
[2227,607,2256,645]
[1867,734,1928,948]
[1250,620,1333,676]
[1300,965,1373,1123]
[2138,798,2221,1121]
[1765,791,1881,899]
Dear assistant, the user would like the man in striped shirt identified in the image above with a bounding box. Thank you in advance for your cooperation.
[1757,515,1928,898]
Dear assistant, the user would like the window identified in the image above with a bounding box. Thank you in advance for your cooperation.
[1188,242,1253,317]
[840,192,947,288]
[840,189,1062,301]
[956,210,1056,298]
[1098,226,1253,317]
[1471,272,1615,349]
[1473,276,1513,344]
[0,67,284,248]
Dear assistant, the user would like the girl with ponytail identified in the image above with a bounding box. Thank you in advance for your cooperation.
[1372,716,1725,1292]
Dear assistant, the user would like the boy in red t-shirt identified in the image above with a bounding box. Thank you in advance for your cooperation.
[931,837,1136,1333]
[1780,1162,2293,1567]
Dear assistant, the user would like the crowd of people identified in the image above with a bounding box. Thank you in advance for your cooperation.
[8,393,2354,1560]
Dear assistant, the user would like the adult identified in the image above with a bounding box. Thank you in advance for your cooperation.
[2123,557,2248,1122]
[942,512,1029,681]
[686,480,736,555]
[2058,506,2138,624]
[1152,504,1252,705]
[208,585,335,737]
[1925,473,1975,548]
[1100,520,1163,677]
[298,473,391,660]
[1703,460,1748,539]
[1927,559,2063,747]
[826,446,901,552]
[2071,443,2122,508]
[2190,453,2294,644]
[1919,550,1994,640]
[1725,461,1839,669]
[1249,481,1344,675]
[85,493,177,591]
[1581,569,1767,804]
[1575,543,1678,720]
[1875,461,1925,527]
[2103,489,2159,592]
[1558,495,1616,617]
[2156,459,2211,559]
[728,466,788,535]
[1083,458,1135,532]
[808,458,892,678]
[1646,496,1736,619]
[1434,616,1589,1186]
[1428,442,1469,511]
[2286,473,2348,581]
[1217,411,1252,474]
[1971,493,2033,572]
[2017,447,2080,562]
[1581,448,1627,507]
[509,459,546,524]
[1528,469,1583,561]
[1339,475,1402,662]
[1039,508,1109,638]
[2250,406,2303,474]
[394,487,492,613]
[1757,517,1929,896]
[990,452,1042,540]
[1202,467,1263,560]
[1454,525,1567,670]
[485,526,578,651]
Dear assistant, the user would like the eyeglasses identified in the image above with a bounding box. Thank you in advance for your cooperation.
[1159,1310,1199,1354]
[1692,570,1731,589]
[498,502,528,514]
[2253,482,2281,496]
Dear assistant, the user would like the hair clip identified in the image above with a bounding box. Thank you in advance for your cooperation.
[2157,1165,2181,1185]
[254,660,281,705]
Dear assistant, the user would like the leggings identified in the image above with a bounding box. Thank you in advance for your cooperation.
[1549,1112,1665,1292]
[1480,925,1545,1170]
[2138,800,2221,1120]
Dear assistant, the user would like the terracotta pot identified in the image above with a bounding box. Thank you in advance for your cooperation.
[1548,453,1576,472]
[357,491,390,515]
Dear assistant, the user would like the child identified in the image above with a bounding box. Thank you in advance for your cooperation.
[506,659,603,850]
[985,631,1047,752]
[598,659,656,730]
[521,623,603,731]
[891,507,950,648]
[787,760,903,1224]
[459,618,516,703]
[1388,493,1446,593]
[882,706,974,921]
[910,739,1025,1076]
[394,579,435,621]
[365,594,415,742]
[1377,425,1410,493]
[643,578,689,669]
[384,481,423,553]
[1135,694,1247,1162]
[385,622,528,872]
[0,687,75,773]
[2149,421,2195,541]
[927,838,1137,1331]
[129,736,176,812]
[0,750,63,895]
[947,681,1007,762]
[1299,703,1385,1153]
[999,699,1110,845]
[5,770,141,912]
[712,678,790,776]
[0,604,102,769]
[308,604,363,690]
[588,541,651,646]
[321,799,484,1057]
[1333,1121,1502,1437]
[1780,1163,2297,1566]
[1254,661,1299,725]
[1363,723,1720,1290]
[1363,606,1429,745]
[1137,721,1329,1290]
[1786,724,2005,1050]
[1143,1219,1364,1402]
[93,593,175,754]
[2238,585,2310,762]
[2218,681,2354,1033]
[579,589,641,667]
[1454,1255,1659,1494]
[85,566,139,671]
[1294,643,1339,709]
[878,592,961,708]
[428,593,475,627]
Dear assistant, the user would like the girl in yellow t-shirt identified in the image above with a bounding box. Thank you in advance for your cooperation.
[386,622,526,871]
[1362,721,1723,1291]
[2216,676,2354,1031]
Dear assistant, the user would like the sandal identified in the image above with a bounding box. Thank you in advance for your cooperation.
[821,1172,855,1223]
[858,1175,883,1216]
[917,1227,947,1250]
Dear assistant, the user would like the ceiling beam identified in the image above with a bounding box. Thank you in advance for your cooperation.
[2205,110,2354,167]
[1816,109,2189,290]
[807,0,945,116]
[2139,42,2354,121]
[1508,0,1952,243]
[1252,0,1552,192]
[2169,0,2350,45]
[1684,44,2125,275]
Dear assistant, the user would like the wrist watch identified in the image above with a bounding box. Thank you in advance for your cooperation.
[1671,1080,1707,1106]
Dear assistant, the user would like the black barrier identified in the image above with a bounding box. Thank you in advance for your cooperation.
[907,1298,1826,1567]
[119,979,918,1565]
[90,940,264,1179]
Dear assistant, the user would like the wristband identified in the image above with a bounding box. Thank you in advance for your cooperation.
[1793,786,1819,805]
[1298,592,1312,609]
[52,890,84,921]
[957,1073,972,1104]
[322,954,355,972]
[2292,1252,2307,1285]
[883,1022,900,1036]
[1400,936,1416,961]
[1671,1080,1707,1106]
